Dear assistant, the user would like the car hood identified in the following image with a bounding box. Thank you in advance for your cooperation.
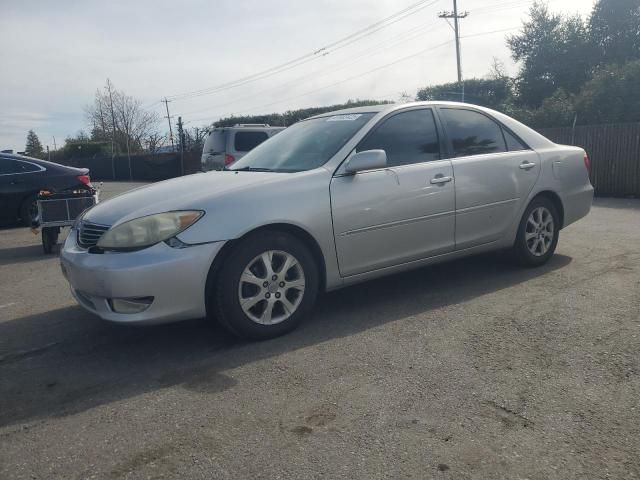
[84,171,292,226]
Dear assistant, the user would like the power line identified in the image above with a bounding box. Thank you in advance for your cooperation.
[165,0,442,102]
[187,23,525,125]
[189,39,454,124]
[461,26,519,38]
[177,20,444,119]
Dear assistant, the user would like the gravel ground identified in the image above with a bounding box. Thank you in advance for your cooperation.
[0,183,638,479]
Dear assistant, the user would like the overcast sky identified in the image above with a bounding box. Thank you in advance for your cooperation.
[0,0,595,152]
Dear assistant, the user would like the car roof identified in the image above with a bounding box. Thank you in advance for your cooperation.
[0,153,84,172]
[0,153,41,162]
[307,101,516,119]
[307,104,393,119]
[308,101,555,150]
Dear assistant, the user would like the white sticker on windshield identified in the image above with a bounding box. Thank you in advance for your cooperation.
[326,114,362,122]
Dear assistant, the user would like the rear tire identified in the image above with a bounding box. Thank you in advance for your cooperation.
[211,231,319,340]
[19,194,38,227]
[512,196,559,267]
[42,227,59,254]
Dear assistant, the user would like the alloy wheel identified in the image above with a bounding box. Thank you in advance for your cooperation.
[237,250,306,325]
[525,206,554,256]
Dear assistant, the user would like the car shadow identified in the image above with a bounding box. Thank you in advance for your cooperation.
[592,197,640,211]
[0,244,54,265]
[0,230,69,265]
[0,253,572,428]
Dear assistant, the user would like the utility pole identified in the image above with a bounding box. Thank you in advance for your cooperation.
[162,97,175,151]
[52,136,57,152]
[439,1,468,101]
[107,80,118,180]
[47,145,50,161]
[177,116,185,176]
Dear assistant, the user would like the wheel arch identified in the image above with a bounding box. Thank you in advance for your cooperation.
[533,190,565,229]
[205,223,328,314]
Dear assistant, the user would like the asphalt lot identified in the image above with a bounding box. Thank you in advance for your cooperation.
[1,182,639,479]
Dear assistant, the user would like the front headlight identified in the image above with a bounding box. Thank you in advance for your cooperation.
[97,210,204,251]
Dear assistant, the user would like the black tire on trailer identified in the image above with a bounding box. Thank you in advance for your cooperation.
[42,227,59,254]
[19,194,38,227]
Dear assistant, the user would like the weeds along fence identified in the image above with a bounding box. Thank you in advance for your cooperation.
[59,152,202,182]
[539,123,640,197]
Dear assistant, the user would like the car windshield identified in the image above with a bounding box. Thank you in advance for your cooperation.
[227,113,375,172]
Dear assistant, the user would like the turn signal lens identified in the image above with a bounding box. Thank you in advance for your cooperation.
[583,153,591,173]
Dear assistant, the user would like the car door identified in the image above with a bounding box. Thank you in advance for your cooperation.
[0,156,19,222]
[438,107,541,250]
[330,108,455,277]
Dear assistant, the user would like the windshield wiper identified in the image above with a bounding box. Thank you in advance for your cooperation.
[228,166,276,172]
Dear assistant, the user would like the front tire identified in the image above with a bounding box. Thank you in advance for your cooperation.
[211,231,319,340]
[512,196,560,267]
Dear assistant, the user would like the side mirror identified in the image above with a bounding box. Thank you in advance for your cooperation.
[343,150,388,174]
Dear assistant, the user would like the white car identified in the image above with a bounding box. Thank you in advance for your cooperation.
[61,102,593,339]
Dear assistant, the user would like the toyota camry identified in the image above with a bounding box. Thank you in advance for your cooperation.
[60,102,593,339]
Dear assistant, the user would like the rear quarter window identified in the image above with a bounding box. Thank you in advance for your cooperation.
[234,131,269,152]
[204,131,226,154]
[503,129,529,151]
[15,161,42,173]
[0,157,14,174]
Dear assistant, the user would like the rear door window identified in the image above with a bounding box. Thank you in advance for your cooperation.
[234,131,269,152]
[0,157,14,175]
[15,160,41,173]
[441,108,507,157]
[357,109,441,167]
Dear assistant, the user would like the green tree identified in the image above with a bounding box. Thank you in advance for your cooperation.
[574,60,640,124]
[529,88,576,127]
[589,0,640,66]
[62,131,110,160]
[508,2,593,107]
[416,77,513,110]
[24,130,44,158]
[213,99,391,128]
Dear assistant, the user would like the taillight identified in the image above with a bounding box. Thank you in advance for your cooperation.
[583,153,591,173]
[77,175,91,186]
[224,154,236,166]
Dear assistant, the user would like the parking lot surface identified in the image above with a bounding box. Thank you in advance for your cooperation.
[1,182,639,479]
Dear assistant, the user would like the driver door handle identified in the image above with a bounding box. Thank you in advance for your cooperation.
[430,175,452,185]
[519,161,536,170]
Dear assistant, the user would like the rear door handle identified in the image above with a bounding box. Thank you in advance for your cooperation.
[430,175,452,185]
[519,162,536,170]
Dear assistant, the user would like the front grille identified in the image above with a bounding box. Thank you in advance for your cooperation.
[78,222,110,248]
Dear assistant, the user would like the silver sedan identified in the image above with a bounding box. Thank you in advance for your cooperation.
[60,102,593,339]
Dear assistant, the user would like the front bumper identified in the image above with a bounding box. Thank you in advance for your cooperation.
[60,230,225,324]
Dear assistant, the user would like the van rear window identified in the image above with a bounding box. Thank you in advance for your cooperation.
[234,131,269,152]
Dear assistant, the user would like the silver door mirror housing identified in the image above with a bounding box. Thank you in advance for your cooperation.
[343,150,387,174]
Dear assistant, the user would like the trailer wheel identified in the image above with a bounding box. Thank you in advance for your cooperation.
[42,227,60,254]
